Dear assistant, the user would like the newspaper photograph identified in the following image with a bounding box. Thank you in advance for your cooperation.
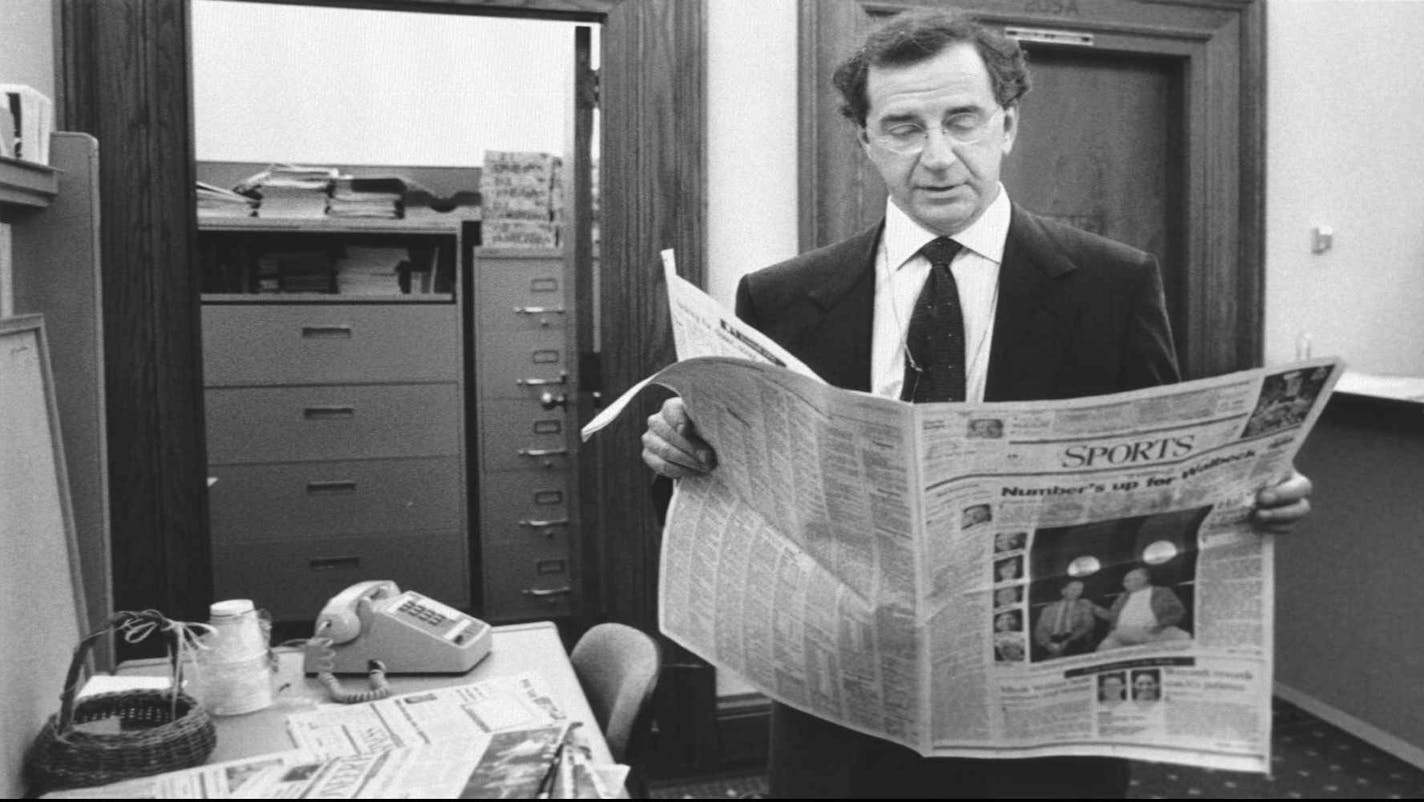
[583,268,1342,773]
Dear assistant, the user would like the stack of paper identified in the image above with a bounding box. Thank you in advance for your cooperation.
[196,181,257,218]
[328,176,405,219]
[234,164,339,219]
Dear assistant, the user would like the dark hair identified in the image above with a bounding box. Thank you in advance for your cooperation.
[832,7,1031,126]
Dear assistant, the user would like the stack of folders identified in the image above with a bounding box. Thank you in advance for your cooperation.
[196,181,257,218]
[328,176,405,219]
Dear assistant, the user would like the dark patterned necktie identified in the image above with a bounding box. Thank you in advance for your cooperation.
[901,237,966,403]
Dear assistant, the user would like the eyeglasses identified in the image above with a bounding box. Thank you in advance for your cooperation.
[867,108,1003,155]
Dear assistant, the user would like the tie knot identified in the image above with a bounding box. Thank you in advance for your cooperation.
[921,237,961,268]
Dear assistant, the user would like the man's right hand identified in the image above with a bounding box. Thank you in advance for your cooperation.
[642,397,718,479]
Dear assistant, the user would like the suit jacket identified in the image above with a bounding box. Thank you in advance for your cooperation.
[1033,598,1097,648]
[735,204,1181,400]
[1107,585,1186,630]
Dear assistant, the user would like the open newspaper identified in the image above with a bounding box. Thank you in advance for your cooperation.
[582,252,1341,773]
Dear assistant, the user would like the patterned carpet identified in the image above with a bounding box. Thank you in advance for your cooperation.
[649,698,1424,799]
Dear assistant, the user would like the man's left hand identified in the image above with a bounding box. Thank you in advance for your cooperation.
[1252,468,1313,534]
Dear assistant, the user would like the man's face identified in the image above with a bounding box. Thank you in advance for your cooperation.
[1101,677,1125,700]
[998,560,1018,581]
[1061,581,1083,601]
[1134,674,1159,699]
[860,42,1018,237]
[1123,569,1149,592]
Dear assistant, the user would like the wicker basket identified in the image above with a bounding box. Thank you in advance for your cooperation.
[25,611,218,794]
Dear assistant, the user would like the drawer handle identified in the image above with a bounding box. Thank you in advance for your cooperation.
[518,447,569,458]
[301,325,353,338]
[307,480,357,494]
[517,373,568,387]
[309,556,361,571]
[513,306,566,315]
[521,586,572,597]
[518,517,570,528]
[303,405,355,419]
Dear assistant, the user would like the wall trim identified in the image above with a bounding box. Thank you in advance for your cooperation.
[1275,683,1424,772]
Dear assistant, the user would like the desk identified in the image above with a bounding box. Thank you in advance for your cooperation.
[117,621,612,768]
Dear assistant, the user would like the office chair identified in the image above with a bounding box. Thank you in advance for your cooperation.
[570,622,662,792]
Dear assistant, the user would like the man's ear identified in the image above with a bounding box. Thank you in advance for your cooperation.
[856,124,872,156]
[1001,104,1019,155]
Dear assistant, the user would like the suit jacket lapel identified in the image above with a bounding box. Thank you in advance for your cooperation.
[986,206,1077,401]
[797,222,881,392]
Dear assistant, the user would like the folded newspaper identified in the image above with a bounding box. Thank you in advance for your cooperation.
[582,251,1342,773]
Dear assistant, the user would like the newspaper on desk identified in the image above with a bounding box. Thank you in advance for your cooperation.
[43,672,625,799]
[583,251,1342,774]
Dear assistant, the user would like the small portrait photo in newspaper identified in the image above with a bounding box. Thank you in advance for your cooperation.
[1026,506,1209,662]
[994,555,1023,585]
[993,609,1023,634]
[993,530,1026,554]
[993,584,1023,609]
[1097,671,1128,706]
[994,633,1026,664]
[1131,668,1163,704]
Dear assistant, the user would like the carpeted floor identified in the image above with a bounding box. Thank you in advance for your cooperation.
[648,698,1424,799]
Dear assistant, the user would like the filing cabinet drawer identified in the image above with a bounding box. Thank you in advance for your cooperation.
[480,538,575,622]
[478,470,572,547]
[209,457,463,543]
[213,531,468,623]
[206,383,460,463]
[204,304,458,386]
[476,326,570,402]
[475,254,567,333]
[478,400,573,473]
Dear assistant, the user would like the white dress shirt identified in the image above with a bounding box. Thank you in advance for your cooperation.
[870,185,1011,402]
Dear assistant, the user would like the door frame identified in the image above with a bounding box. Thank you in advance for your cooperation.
[58,0,703,639]
[799,0,1266,379]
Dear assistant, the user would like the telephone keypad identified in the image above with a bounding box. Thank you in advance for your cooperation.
[397,597,448,628]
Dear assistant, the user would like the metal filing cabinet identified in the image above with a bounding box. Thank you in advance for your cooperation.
[199,220,469,622]
[473,249,580,620]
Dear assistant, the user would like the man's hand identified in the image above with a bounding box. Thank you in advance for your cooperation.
[1252,468,1313,534]
[642,397,718,479]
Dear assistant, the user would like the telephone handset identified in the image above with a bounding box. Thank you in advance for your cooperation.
[302,580,493,676]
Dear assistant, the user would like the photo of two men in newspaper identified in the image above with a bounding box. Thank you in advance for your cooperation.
[583,253,1342,774]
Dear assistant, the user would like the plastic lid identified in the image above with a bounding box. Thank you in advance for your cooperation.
[209,598,256,619]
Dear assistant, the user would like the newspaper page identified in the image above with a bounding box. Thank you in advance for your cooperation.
[582,271,1341,773]
[285,671,564,757]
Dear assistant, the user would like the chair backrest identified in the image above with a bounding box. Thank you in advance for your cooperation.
[570,622,661,764]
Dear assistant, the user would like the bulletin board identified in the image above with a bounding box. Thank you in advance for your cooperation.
[0,315,87,798]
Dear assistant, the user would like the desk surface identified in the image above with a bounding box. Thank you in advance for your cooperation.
[117,621,610,767]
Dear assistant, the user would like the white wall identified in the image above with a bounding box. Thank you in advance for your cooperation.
[705,0,800,309]
[191,0,583,166]
[1264,0,1424,376]
[0,0,55,101]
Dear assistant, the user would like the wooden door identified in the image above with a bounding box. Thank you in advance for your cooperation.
[1001,46,1187,363]
[800,0,1266,380]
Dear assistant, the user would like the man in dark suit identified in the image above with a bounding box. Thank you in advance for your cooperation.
[641,7,1312,798]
